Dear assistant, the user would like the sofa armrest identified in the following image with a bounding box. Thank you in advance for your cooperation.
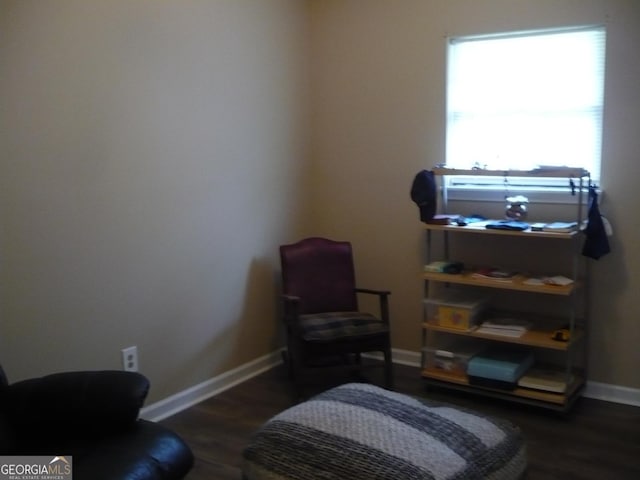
[5,370,149,442]
[73,420,194,480]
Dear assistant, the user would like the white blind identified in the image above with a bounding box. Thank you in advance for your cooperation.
[446,26,606,182]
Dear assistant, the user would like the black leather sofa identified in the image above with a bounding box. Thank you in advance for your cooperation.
[0,364,193,479]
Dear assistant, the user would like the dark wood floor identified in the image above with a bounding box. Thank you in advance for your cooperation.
[161,363,640,479]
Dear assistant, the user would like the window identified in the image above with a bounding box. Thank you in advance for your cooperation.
[446,26,606,189]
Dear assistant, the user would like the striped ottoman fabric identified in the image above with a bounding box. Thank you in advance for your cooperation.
[242,383,526,480]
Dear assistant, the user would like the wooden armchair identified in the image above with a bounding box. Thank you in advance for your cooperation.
[279,237,393,395]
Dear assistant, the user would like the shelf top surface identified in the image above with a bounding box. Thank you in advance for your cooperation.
[422,221,580,238]
[422,322,583,350]
[422,271,576,295]
[432,167,590,178]
[421,369,584,407]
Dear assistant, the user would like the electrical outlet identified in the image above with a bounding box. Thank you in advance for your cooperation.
[121,346,138,372]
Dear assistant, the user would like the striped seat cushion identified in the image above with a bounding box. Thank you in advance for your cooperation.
[298,312,388,341]
[242,383,526,480]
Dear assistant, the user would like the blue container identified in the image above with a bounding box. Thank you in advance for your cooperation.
[467,348,534,384]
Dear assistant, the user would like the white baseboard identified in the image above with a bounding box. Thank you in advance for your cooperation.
[140,350,283,422]
[373,349,640,407]
[584,380,640,407]
[142,348,639,421]
[384,348,421,367]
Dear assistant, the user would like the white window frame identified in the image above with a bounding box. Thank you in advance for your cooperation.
[444,25,606,203]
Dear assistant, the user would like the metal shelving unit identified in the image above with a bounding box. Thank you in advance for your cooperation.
[421,168,590,411]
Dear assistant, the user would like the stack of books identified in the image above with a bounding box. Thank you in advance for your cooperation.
[425,214,461,225]
[424,260,464,274]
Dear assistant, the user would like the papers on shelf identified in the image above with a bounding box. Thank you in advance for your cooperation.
[481,318,532,330]
[475,327,525,338]
[470,267,518,282]
[542,222,578,233]
[543,275,574,286]
[518,366,574,393]
[475,318,532,338]
[523,275,574,286]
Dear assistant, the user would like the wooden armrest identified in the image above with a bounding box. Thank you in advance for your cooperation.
[281,294,301,303]
[356,288,391,323]
[355,288,391,296]
[280,294,301,328]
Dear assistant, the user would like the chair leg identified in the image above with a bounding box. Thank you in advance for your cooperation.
[285,342,307,401]
[383,346,394,390]
[281,349,294,381]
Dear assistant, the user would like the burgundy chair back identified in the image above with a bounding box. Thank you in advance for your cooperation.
[280,237,358,315]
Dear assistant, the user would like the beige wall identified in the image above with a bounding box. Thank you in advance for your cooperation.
[1,0,638,407]
[0,0,309,402]
[308,0,640,389]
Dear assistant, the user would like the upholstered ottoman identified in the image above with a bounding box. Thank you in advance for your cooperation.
[242,383,526,480]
